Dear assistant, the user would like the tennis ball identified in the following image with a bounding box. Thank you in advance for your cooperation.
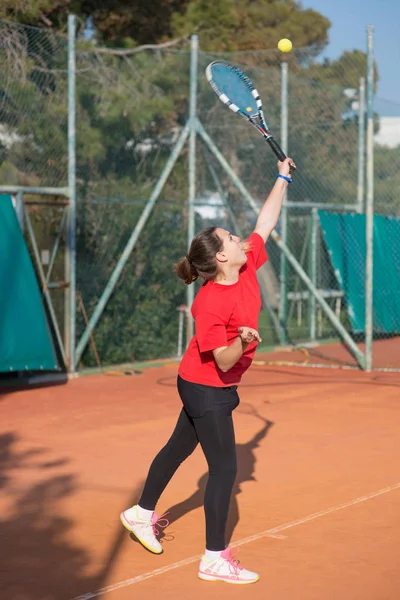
[278,38,292,53]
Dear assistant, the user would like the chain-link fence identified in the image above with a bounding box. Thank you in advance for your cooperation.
[0,21,68,186]
[1,18,400,372]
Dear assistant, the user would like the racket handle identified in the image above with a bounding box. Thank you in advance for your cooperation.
[266,136,286,162]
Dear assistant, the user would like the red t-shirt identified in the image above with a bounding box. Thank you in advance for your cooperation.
[178,232,267,387]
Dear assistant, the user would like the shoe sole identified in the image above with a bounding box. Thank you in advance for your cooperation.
[120,512,163,554]
[198,572,260,584]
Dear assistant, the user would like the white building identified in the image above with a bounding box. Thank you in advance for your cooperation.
[374,116,400,149]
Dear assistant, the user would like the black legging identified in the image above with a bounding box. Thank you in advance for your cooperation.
[139,379,238,551]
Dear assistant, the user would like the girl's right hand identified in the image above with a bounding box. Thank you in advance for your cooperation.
[278,157,296,177]
[238,326,262,344]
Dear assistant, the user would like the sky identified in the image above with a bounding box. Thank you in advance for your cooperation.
[300,0,400,116]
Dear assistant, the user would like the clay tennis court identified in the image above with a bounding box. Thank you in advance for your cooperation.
[1,343,400,600]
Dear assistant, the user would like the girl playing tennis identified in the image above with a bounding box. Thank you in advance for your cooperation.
[120,157,296,584]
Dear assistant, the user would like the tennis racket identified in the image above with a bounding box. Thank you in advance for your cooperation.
[206,60,287,163]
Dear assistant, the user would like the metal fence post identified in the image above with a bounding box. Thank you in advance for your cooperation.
[186,34,198,343]
[309,208,318,341]
[365,26,375,372]
[13,190,24,231]
[279,61,289,342]
[67,14,77,372]
[357,77,366,213]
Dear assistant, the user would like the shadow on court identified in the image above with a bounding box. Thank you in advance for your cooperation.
[156,372,400,391]
[153,414,274,546]
[0,432,92,599]
[0,431,144,600]
[0,372,68,397]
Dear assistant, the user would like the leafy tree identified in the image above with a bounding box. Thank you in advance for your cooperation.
[0,0,190,44]
[374,145,400,215]
[172,0,330,52]
[306,50,378,90]
[1,0,329,52]
[77,200,188,365]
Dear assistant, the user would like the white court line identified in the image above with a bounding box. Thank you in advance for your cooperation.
[230,481,400,548]
[72,482,400,600]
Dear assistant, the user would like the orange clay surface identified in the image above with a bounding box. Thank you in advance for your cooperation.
[1,346,400,600]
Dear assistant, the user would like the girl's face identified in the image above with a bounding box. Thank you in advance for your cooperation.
[215,228,247,268]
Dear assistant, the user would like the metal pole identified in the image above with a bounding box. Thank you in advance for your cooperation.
[66,14,77,372]
[357,77,366,213]
[286,201,358,211]
[365,26,374,371]
[186,34,198,342]
[279,61,289,342]
[177,307,185,358]
[0,185,69,196]
[309,208,318,341]
[46,208,67,284]
[24,206,67,366]
[288,217,311,323]
[14,190,24,231]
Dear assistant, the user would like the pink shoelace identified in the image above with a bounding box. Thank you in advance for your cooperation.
[151,512,170,537]
[221,548,243,577]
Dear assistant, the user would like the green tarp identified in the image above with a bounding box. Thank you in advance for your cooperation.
[319,211,400,333]
[0,195,58,372]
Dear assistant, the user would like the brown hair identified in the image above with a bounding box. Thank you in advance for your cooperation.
[175,227,223,285]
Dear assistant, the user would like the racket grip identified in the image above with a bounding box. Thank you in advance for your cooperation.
[266,136,286,162]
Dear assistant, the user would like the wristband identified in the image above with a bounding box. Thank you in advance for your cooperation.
[278,174,292,183]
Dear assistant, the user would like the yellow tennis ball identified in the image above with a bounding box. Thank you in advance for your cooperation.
[278,38,292,53]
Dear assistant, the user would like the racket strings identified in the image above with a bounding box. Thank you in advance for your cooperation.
[206,59,287,162]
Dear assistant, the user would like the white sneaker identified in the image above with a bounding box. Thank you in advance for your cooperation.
[120,505,168,554]
[198,548,259,584]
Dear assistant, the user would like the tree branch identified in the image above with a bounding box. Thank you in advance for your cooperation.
[91,34,190,56]
[39,12,53,28]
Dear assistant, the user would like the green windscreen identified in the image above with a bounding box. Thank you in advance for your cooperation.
[319,211,400,333]
[0,195,58,372]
